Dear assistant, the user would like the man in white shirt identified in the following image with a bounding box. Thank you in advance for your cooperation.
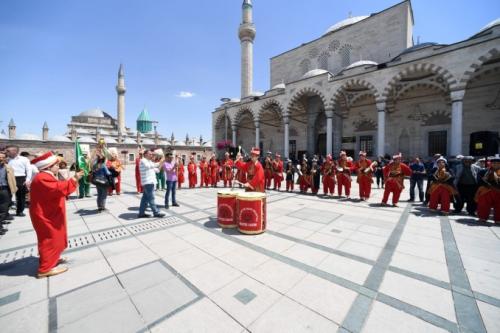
[6,146,32,217]
[138,150,165,218]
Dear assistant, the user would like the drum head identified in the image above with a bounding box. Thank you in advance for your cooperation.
[237,192,266,199]
[218,189,239,197]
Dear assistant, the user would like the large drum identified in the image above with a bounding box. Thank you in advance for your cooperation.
[236,192,267,234]
[217,190,238,228]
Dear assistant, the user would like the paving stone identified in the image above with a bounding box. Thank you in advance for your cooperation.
[317,253,373,285]
[247,259,307,294]
[0,299,49,333]
[0,278,46,315]
[282,243,330,267]
[477,300,500,333]
[389,251,450,283]
[337,240,383,261]
[117,261,176,294]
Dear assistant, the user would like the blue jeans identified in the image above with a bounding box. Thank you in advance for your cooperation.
[139,184,160,215]
[96,185,108,209]
[165,181,177,206]
[409,178,424,201]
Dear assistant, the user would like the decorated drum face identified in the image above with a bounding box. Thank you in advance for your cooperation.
[217,190,239,228]
[236,192,267,235]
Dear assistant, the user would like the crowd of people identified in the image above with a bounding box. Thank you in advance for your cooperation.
[0,142,499,279]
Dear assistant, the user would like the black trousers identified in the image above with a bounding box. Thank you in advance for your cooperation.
[454,184,478,215]
[15,176,27,214]
[0,188,11,221]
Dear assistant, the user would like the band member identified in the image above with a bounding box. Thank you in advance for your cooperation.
[199,156,210,187]
[475,157,500,223]
[209,155,219,187]
[298,159,310,193]
[222,152,234,187]
[285,159,295,192]
[321,154,336,196]
[454,156,479,215]
[272,153,284,191]
[187,154,197,188]
[264,152,273,190]
[381,153,411,207]
[135,149,144,194]
[177,155,185,189]
[310,159,321,194]
[234,152,247,187]
[106,152,123,195]
[353,151,374,201]
[239,147,265,192]
[336,151,353,198]
[428,157,457,214]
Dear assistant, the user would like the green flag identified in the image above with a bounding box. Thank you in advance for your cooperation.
[75,139,89,183]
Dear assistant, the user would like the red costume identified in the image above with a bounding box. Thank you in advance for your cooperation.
[235,158,247,185]
[239,147,265,192]
[199,159,210,187]
[264,156,273,189]
[382,157,411,206]
[177,160,185,189]
[336,154,353,197]
[353,154,373,200]
[222,157,234,187]
[187,159,197,188]
[272,156,284,190]
[106,158,123,195]
[209,158,219,187]
[475,163,500,223]
[298,161,310,193]
[135,156,143,193]
[321,156,336,195]
[428,164,457,214]
[30,170,77,274]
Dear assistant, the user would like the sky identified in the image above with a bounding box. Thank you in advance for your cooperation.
[0,0,499,141]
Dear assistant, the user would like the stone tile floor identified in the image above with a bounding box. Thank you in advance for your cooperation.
[0,169,499,332]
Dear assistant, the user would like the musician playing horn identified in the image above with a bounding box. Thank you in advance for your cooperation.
[476,157,500,223]
[353,151,375,201]
[381,153,411,207]
[272,153,284,191]
[222,152,234,188]
[428,157,457,215]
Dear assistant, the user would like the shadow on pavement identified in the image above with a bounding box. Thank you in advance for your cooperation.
[454,218,499,227]
[118,213,140,220]
[0,257,38,277]
[76,209,100,216]
[204,217,219,229]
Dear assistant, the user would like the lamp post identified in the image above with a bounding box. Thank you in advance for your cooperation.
[220,97,231,145]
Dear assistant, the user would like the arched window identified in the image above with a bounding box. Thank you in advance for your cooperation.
[340,44,352,68]
[317,51,330,70]
[299,59,311,75]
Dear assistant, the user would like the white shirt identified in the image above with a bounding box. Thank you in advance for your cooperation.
[8,155,33,180]
[140,158,159,185]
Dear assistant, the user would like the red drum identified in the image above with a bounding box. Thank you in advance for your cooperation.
[236,192,267,234]
[217,190,238,228]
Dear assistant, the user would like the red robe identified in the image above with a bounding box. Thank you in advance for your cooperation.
[222,158,234,187]
[353,159,373,199]
[209,159,219,186]
[382,162,411,205]
[177,162,185,189]
[187,161,197,188]
[336,159,353,197]
[199,161,210,187]
[135,157,143,193]
[321,160,336,195]
[239,160,265,192]
[272,159,284,190]
[264,158,273,189]
[29,172,77,273]
[235,159,247,184]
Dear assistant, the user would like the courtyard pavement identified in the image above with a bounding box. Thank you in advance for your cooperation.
[0,168,499,332]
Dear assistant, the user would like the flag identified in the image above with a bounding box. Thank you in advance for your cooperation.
[75,139,90,183]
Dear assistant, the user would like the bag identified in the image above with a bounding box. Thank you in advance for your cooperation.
[91,174,109,187]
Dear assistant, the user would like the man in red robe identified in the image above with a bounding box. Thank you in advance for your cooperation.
[476,157,500,223]
[382,153,412,207]
[321,154,336,196]
[187,154,197,188]
[209,155,219,187]
[272,154,284,191]
[264,152,273,190]
[222,152,234,187]
[135,149,144,193]
[336,151,353,198]
[353,151,374,201]
[428,157,457,215]
[199,156,209,187]
[239,147,265,192]
[29,152,83,278]
[235,152,247,187]
[177,155,185,189]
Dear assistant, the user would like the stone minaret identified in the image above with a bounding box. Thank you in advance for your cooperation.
[8,118,16,140]
[42,122,49,141]
[239,0,256,98]
[116,64,126,133]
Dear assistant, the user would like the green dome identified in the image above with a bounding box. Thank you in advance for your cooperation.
[137,108,151,121]
[137,108,153,133]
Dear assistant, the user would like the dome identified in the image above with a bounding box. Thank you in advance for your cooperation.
[324,16,369,35]
[176,141,186,146]
[78,108,107,118]
[272,82,286,90]
[78,136,96,143]
[103,137,117,144]
[302,68,329,79]
[204,140,212,147]
[76,128,90,134]
[141,139,155,145]
[123,137,137,144]
[159,140,170,146]
[18,133,41,141]
[478,18,500,34]
[248,91,265,97]
[229,98,240,103]
[137,108,152,122]
[344,60,378,70]
[49,135,72,142]
[399,42,440,56]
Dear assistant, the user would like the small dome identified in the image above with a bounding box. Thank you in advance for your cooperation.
[79,108,106,118]
[204,140,212,147]
[76,128,90,134]
[103,137,117,144]
[123,137,137,144]
[324,16,369,35]
[272,82,286,90]
[159,140,170,146]
[137,108,152,122]
[344,60,378,70]
[399,42,439,56]
[78,136,96,143]
[302,68,329,79]
[141,139,155,145]
[18,133,41,141]
[248,91,265,97]
[49,135,72,142]
[478,18,500,34]
[176,141,186,146]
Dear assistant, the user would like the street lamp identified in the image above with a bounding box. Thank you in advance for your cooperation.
[220,98,231,143]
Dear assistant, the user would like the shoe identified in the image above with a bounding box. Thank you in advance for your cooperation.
[380,202,388,207]
[164,205,169,209]
[172,203,180,207]
[85,195,92,198]
[4,215,14,221]
[154,213,165,218]
[16,213,26,217]
[137,214,151,218]
[392,204,399,207]
[37,265,68,279]
[58,257,69,264]
[2,220,11,225]
[0,228,6,235]
[407,199,414,202]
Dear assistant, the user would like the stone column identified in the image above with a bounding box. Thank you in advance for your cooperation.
[376,102,386,157]
[333,113,342,156]
[42,122,49,141]
[232,125,237,147]
[325,109,334,156]
[450,89,465,156]
[283,115,290,159]
[254,119,260,148]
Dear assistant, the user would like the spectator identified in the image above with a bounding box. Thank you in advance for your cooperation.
[163,153,180,209]
[408,157,426,202]
[138,150,165,218]
[0,151,17,235]
[6,145,32,216]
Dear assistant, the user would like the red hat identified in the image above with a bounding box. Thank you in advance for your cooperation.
[251,147,260,156]
[31,152,59,170]
[359,151,367,156]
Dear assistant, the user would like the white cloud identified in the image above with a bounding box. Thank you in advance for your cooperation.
[176,91,195,98]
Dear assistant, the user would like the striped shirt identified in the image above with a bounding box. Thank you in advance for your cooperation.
[140,158,159,185]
